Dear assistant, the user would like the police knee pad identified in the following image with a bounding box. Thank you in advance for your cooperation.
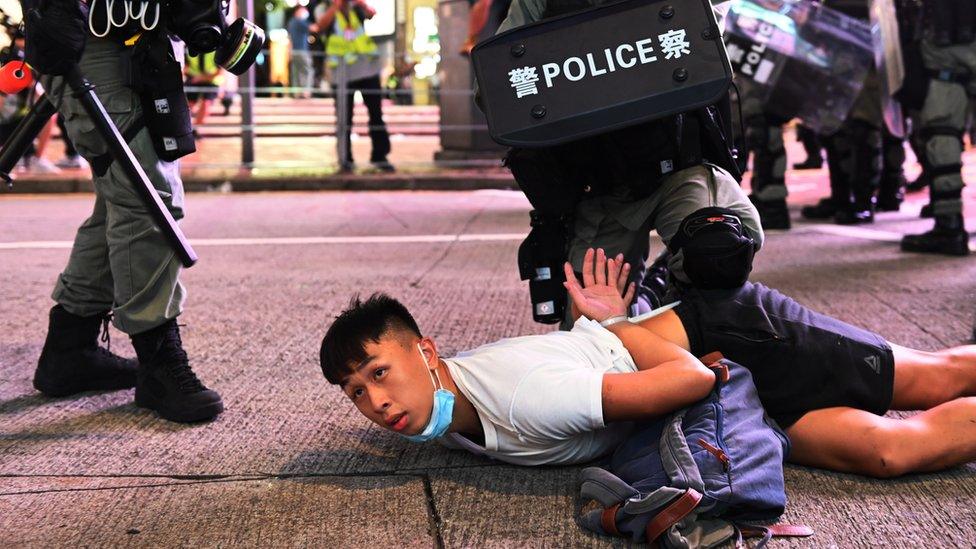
[668,207,756,289]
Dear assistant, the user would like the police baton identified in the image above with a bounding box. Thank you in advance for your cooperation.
[63,64,197,267]
[0,66,198,267]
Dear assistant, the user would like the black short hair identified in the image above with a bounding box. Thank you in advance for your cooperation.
[319,293,422,385]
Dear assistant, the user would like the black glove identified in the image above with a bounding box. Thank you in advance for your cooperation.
[24,0,89,76]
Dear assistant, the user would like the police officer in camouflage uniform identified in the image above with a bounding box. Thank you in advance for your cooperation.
[899,0,973,255]
[737,77,791,230]
[493,0,765,327]
[801,0,884,225]
[26,1,224,422]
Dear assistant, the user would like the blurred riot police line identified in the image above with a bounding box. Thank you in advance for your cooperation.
[482,0,765,327]
[20,0,263,422]
[736,77,791,229]
[730,0,914,229]
[797,0,888,225]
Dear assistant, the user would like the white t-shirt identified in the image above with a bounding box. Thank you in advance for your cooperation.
[438,317,638,466]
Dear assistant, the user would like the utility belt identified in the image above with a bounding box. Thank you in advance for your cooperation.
[928,67,972,85]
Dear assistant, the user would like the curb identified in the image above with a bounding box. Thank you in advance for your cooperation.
[1,173,519,194]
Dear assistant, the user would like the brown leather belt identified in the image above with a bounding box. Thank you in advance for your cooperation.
[645,488,703,545]
[600,502,623,537]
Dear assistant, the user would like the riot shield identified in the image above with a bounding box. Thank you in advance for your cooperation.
[870,0,905,137]
[723,0,874,134]
[472,0,732,148]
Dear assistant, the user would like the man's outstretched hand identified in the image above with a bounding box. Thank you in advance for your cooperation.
[563,248,635,323]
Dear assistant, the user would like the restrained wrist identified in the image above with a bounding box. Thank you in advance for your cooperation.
[599,315,629,327]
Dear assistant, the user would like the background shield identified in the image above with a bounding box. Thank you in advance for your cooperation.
[724,0,874,134]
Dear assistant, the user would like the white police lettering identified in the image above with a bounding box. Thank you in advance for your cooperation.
[738,22,776,84]
[542,63,561,88]
[615,44,636,68]
[587,53,607,76]
[658,29,691,59]
[509,66,541,98]
[564,57,586,81]
[603,48,616,72]
[635,38,657,64]
[509,28,692,98]
[725,42,746,65]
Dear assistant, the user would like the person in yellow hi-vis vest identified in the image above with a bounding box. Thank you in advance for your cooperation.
[316,0,393,172]
[185,51,225,134]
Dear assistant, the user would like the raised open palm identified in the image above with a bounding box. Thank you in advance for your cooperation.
[563,248,635,322]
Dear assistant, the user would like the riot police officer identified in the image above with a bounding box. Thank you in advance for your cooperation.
[737,77,792,230]
[24,0,228,422]
[801,0,885,225]
[491,0,765,327]
[898,0,973,255]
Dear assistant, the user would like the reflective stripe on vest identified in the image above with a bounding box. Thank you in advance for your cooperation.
[326,8,377,67]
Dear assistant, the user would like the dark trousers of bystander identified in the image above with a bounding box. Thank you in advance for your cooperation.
[336,74,391,166]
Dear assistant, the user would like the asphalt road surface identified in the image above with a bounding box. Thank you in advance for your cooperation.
[1,188,974,547]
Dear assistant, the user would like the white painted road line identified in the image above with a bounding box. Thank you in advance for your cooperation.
[0,233,530,250]
[802,224,904,242]
[1,225,972,251]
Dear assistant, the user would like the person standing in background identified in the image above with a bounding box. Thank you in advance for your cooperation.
[288,6,314,98]
[318,0,393,173]
[185,51,224,135]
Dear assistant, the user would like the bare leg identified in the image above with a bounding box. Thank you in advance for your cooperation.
[194,99,212,127]
[188,99,199,125]
[786,402,976,477]
[889,343,976,409]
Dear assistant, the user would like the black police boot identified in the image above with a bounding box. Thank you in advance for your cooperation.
[834,199,875,225]
[800,198,838,220]
[877,192,904,212]
[901,214,970,256]
[749,195,791,230]
[792,157,823,170]
[33,305,138,397]
[877,175,906,212]
[131,319,223,423]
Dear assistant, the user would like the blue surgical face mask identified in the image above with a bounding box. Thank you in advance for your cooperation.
[403,344,455,443]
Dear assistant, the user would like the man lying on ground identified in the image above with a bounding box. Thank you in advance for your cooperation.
[318,248,976,477]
